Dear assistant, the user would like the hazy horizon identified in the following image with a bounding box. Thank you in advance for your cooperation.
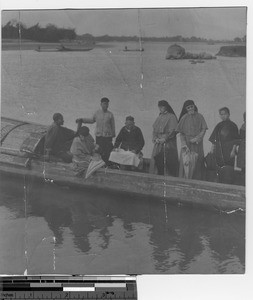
[1,7,247,40]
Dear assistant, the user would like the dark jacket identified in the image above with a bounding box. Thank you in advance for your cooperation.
[209,120,239,167]
[44,123,75,155]
[114,125,145,154]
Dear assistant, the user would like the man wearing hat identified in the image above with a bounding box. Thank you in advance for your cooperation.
[114,116,144,154]
[109,116,145,170]
[76,97,115,164]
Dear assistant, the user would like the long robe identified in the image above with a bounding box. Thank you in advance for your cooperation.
[209,120,239,167]
[177,112,208,180]
[149,112,178,176]
[237,122,246,170]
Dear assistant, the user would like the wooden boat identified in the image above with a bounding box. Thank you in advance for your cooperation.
[35,46,93,52]
[58,46,93,52]
[35,48,60,52]
[123,47,144,52]
[0,117,245,213]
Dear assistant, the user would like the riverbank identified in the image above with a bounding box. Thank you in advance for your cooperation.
[2,39,95,51]
[2,39,245,51]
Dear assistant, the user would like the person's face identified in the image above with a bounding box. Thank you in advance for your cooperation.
[125,120,134,130]
[219,110,230,121]
[159,106,166,114]
[79,134,85,141]
[101,102,109,111]
[56,116,64,125]
[186,105,195,114]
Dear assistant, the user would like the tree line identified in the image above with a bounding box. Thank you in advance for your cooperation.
[2,21,246,44]
[2,21,76,42]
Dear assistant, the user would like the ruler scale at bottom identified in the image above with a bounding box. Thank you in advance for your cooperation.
[0,275,137,300]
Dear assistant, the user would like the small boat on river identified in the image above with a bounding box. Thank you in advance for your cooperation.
[35,45,93,52]
[123,46,144,52]
[0,117,245,213]
[35,48,60,52]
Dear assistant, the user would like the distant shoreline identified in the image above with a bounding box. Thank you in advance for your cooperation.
[1,39,246,51]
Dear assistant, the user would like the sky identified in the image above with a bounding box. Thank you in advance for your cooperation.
[1,7,247,39]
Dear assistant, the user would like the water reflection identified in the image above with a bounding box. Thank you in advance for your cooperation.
[0,172,245,274]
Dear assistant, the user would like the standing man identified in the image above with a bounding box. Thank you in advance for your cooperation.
[76,97,115,164]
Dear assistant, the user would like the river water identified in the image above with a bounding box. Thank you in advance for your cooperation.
[0,42,246,274]
[1,42,246,156]
[0,172,245,274]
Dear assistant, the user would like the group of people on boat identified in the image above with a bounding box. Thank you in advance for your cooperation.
[43,97,245,184]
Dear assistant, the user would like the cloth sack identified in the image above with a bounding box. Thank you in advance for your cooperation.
[109,149,140,167]
[85,154,105,179]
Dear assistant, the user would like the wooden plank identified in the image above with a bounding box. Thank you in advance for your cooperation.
[0,153,30,167]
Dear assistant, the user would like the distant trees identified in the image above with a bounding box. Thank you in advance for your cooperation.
[76,33,96,44]
[234,36,246,43]
[2,20,247,44]
[2,20,76,42]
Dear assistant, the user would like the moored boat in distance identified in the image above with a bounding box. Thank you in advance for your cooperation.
[35,47,61,52]
[0,117,245,213]
[35,45,93,52]
[123,46,144,52]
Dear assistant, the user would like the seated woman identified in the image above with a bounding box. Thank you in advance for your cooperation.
[70,126,103,177]
[209,107,239,184]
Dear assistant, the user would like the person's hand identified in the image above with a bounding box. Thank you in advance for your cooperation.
[230,145,237,158]
[210,144,215,154]
[131,150,137,154]
[182,145,189,152]
[95,144,99,151]
[158,138,166,144]
[190,137,198,144]
[76,118,83,124]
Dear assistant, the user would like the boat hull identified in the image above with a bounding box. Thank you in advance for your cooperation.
[0,117,245,212]
[0,159,245,213]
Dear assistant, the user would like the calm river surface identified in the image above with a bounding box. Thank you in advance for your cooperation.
[0,42,246,274]
[0,172,245,274]
[1,42,246,156]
